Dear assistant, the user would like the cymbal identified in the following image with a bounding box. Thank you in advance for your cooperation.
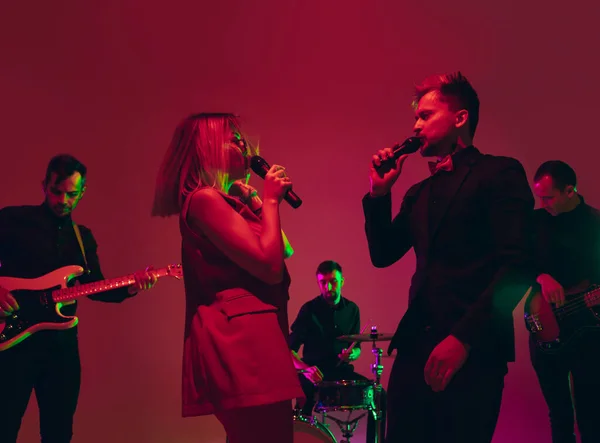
[337,333,394,342]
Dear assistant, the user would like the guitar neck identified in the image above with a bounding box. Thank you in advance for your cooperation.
[51,267,172,303]
[584,287,600,306]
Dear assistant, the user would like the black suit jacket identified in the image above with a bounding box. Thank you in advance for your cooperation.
[363,146,534,362]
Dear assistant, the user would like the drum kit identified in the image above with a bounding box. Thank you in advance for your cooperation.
[293,326,393,443]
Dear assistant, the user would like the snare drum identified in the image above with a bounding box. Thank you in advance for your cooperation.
[293,415,336,442]
[315,379,374,412]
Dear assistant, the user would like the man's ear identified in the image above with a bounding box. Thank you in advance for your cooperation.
[455,109,469,129]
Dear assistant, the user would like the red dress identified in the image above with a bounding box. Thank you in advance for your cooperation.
[179,189,304,417]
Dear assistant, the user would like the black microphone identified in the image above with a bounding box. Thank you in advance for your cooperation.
[250,156,303,209]
[374,136,423,171]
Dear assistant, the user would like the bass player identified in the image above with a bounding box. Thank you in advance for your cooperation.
[529,160,600,443]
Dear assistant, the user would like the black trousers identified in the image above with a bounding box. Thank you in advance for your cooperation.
[385,348,507,443]
[0,332,81,443]
[529,335,600,443]
[297,364,387,443]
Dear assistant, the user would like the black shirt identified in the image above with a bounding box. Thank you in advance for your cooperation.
[289,296,361,371]
[533,196,600,288]
[0,203,132,340]
[427,146,479,236]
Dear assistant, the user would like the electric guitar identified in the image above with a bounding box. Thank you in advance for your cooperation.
[0,263,183,351]
[524,280,600,354]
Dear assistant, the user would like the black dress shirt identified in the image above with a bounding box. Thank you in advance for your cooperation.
[532,197,600,288]
[289,296,361,371]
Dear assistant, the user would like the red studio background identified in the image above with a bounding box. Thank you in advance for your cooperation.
[1,1,598,442]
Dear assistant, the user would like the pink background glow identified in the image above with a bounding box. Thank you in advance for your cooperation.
[1,1,598,442]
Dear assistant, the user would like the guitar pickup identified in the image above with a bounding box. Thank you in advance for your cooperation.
[525,314,543,332]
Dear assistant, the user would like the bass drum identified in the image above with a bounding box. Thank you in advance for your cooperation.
[294,415,336,442]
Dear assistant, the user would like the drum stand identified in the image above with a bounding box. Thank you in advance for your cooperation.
[317,326,387,443]
[324,412,367,443]
[370,339,385,443]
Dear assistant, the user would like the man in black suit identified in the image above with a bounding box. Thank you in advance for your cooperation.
[362,72,534,443]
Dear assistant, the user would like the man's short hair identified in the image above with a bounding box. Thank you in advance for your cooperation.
[534,160,577,191]
[316,260,342,275]
[44,154,87,185]
[414,71,480,137]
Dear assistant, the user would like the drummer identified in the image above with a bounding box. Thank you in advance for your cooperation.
[289,260,385,443]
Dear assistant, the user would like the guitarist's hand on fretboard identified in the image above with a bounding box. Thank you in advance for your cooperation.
[0,286,19,317]
[537,274,565,307]
[127,266,159,295]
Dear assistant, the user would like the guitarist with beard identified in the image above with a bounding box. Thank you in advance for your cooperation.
[0,154,157,443]
[528,160,600,443]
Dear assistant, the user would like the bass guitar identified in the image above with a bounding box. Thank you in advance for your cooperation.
[524,280,600,353]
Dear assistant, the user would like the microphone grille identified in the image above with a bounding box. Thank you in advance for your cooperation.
[403,137,423,153]
[250,156,269,178]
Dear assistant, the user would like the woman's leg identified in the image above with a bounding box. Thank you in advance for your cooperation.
[216,400,294,443]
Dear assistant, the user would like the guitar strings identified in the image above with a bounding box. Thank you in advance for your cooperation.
[549,288,600,317]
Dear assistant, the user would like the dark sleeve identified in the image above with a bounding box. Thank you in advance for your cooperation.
[0,208,9,277]
[451,159,535,346]
[590,210,600,283]
[528,210,546,289]
[362,186,419,268]
[79,228,134,303]
[289,304,310,352]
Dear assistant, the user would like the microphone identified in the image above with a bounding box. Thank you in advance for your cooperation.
[250,156,303,209]
[374,136,423,171]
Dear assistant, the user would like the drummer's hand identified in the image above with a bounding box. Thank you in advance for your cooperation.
[338,347,360,362]
[302,365,324,385]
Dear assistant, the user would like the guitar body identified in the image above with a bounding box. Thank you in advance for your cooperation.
[0,265,85,351]
[524,282,600,354]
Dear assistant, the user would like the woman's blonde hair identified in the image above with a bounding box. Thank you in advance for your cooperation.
[152,113,254,217]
